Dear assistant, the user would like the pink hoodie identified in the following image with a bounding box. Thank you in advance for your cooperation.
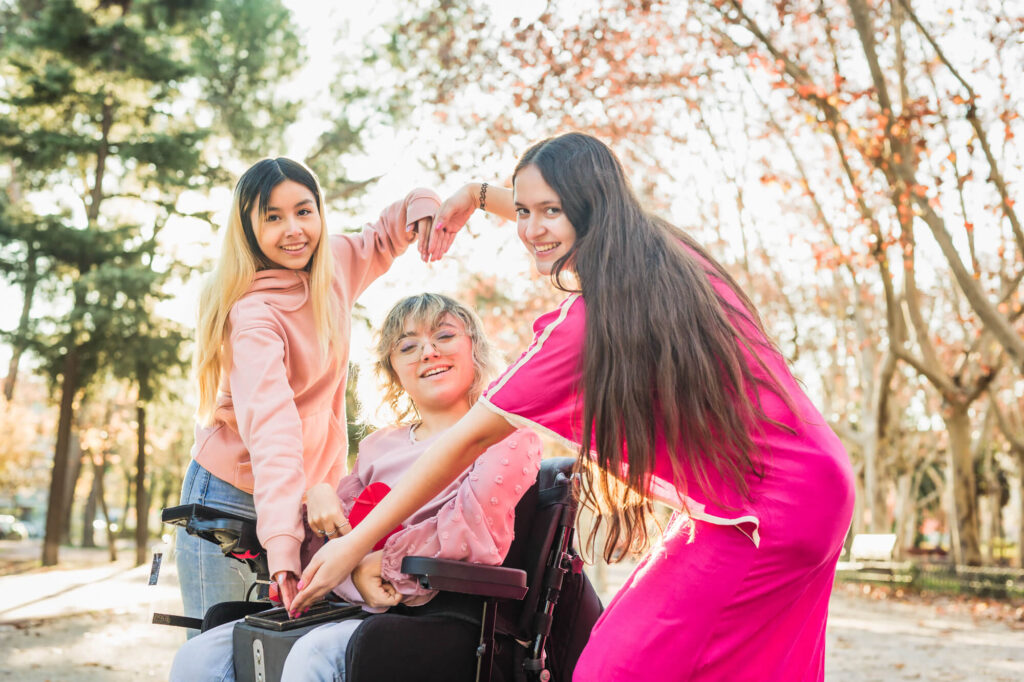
[191,189,440,578]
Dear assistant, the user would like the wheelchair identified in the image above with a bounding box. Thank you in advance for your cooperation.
[156,457,603,682]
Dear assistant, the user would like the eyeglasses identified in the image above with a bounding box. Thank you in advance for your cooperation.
[391,330,466,362]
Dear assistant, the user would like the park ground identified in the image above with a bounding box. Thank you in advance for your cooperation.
[1,538,1023,681]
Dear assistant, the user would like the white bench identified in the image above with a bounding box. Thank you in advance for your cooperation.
[849,533,897,563]
[836,533,913,582]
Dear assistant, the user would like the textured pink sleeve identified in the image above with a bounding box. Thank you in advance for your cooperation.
[379,429,543,603]
[332,189,440,300]
[227,322,306,579]
[334,452,366,518]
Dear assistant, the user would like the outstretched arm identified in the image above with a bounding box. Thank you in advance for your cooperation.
[288,403,516,615]
[421,182,516,262]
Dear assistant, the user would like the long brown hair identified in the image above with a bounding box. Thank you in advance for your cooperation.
[514,133,791,561]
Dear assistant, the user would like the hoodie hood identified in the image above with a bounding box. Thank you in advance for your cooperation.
[245,268,310,312]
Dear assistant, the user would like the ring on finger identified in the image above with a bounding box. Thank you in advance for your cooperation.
[316,529,327,536]
[324,528,338,537]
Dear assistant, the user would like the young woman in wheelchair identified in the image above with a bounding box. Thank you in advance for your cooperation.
[171,293,542,682]
[177,157,439,628]
[292,133,856,681]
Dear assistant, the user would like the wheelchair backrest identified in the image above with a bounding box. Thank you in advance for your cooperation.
[494,456,577,637]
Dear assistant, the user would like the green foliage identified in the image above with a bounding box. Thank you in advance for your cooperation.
[0,0,308,559]
[0,0,307,394]
[190,0,303,161]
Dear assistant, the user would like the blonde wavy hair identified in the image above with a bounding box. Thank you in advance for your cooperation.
[374,293,498,423]
[194,158,339,424]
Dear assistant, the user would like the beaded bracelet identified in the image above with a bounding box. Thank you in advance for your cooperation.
[479,182,488,211]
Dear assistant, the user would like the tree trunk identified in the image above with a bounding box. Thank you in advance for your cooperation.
[850,469,866,536]
[945,407,981,565]
[862,437,882,532]
[989,487,1003,563]
[988,461,1004,564]
[61,434,83,545]
[134,401,148,566]
[873,472,890,532]
[120,469,133,538]
[1019,453,1024,569]
[892,471,914,560]
[81,458,101,548]
[97,451,116,563]
[42,348,80,566]
[2,249,37,402]
[160,471,174,513]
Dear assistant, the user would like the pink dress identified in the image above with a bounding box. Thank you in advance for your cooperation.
[480,287,855,681]
[330,425,542,610]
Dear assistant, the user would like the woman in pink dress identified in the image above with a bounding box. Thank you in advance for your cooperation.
[291,132,856,681]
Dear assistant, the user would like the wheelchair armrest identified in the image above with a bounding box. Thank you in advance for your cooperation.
[400,556,528,600]
[162,503,267,577]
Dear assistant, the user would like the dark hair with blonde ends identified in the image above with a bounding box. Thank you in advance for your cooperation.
[514,133,792,562]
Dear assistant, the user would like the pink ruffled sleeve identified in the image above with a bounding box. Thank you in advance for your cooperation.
[334,458,365,519]
[480,295,586,451]
[379,429,543,604]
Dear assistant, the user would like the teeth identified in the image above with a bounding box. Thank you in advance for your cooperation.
[281,244,306,252]
[422,367,450,378]
[535,243,559,253]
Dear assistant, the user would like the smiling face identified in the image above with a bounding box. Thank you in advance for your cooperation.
[513,164,578,275]
[390,313,476,414]
[253,180,322,270]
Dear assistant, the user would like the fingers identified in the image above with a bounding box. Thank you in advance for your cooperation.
[422,218,442,262]
[380,582,402,607]
[273,571,298,613]
[289,575,326,616]
[427,220,455,262]
[360,578,401,608]
[289,590,309,616]
[430,230,455,262]
[279,576,298,613]
[410,216,431,240]
[291,546,337,614]
[418,217,433,261]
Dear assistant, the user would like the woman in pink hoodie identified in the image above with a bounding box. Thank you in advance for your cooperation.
[170,293,541,681]
[175,158,440,632]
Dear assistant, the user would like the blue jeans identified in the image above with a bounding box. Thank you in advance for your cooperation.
[169,617,363,682]
[175,459,258,638]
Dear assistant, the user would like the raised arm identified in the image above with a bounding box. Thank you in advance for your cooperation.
[422,182,515,262]
[335,188,440,297]
[288,402,516,615]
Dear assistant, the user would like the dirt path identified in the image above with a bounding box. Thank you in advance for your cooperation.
[825,584,1024,681]
[1,540,1022,681]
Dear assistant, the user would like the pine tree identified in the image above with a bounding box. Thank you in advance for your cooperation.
[0,0,303,565]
